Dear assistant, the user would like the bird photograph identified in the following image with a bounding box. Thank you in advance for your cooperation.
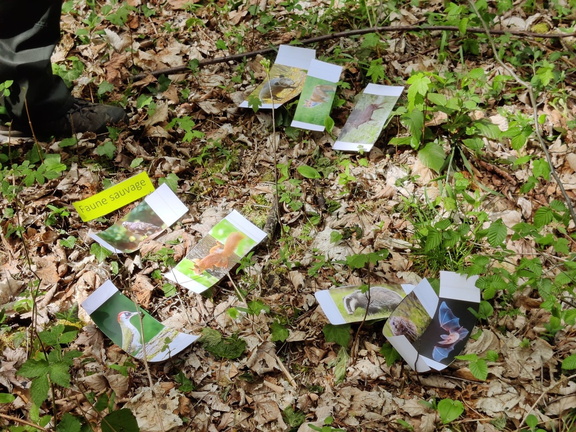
[96,200,165,253]
[117,311,144,356]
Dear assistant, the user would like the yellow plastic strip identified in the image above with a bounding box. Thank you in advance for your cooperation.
[73,172,155,222]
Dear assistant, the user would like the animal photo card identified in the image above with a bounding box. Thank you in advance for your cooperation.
[164,210,267,293]
[81,280,199,362]
[239,45,316,109]
[315,284,406,325]
[291,59,343,131]
[333,84,404,152]
[383,271,480,372]
[89,183,188,254]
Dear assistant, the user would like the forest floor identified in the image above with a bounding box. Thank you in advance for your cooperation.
[1,0,576,431]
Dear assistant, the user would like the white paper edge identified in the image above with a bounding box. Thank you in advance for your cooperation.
[364,83,405,97]
[145,183,188,226]
[439,271,481,303]
[401,284,416,295]
[225,210,267,243]
[332,141,374,152]
[307,59,343,82]
[164,268,210,293]
[387,335,431,372]
[81,280,119,314]
[413,278,439,318]
[148,333,200,362]
[314,290,346,325]
[239,101,286,109]
[88,231,123,254]
[276,44,316,69]
[421,354,450,371]
[290,119,325,131]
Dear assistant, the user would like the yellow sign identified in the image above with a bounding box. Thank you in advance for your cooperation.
[73,172,155,222]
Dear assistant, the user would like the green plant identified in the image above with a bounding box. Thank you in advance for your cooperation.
[308,416,346,432]
[199,328,247,360]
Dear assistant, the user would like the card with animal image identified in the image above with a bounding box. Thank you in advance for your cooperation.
[164,210,267,293]
[290,59,343,132]
[239,45,316,109]
[89,183,188,254]
[333,84,404,152]
[81,280,199,362]
[382,272,480,372]
[315,284,407,325]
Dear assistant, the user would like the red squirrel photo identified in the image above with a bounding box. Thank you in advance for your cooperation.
[192,232,246,274]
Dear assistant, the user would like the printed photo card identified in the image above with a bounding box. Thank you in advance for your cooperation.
[291,59,343,132]
[164,210,267,293]
[315,283,407,325]
[239,45,316,109]
[382,271,480,372]
[81,280,198,362]
[89,183,188,254]
[333,84,404,152]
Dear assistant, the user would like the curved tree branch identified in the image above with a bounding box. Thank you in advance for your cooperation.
[132,25,575,80]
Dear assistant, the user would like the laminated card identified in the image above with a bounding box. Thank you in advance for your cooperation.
[382,271,480,372]
[90,183,188,254]
[291,59,343,132]
[239,45,316,109]
[333,84,404,152]
[164,210,267,293]
[315,284,406,325]
[82,280,198,362]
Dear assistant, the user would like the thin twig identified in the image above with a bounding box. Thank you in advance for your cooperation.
[517,373,576,429]
[132,25,576,80]
[0,413,48,431]
[467,0,576,228]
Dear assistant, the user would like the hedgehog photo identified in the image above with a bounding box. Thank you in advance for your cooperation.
[343,286,403,316]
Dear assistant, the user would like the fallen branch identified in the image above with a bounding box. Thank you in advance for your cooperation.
[132,24,575,80]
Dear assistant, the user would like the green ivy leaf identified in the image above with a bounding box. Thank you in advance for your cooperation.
[90,243,113,263]
[270,322,290,342]
[95,141,117,159]
[437,398,464,424]
[322,324,351,347]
